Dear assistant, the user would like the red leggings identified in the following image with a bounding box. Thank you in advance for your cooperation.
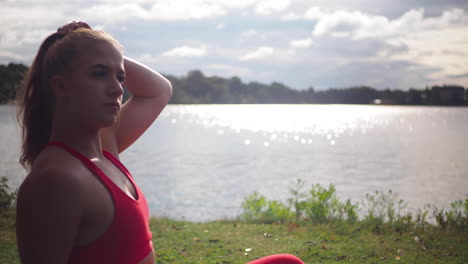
[247,254,304,264]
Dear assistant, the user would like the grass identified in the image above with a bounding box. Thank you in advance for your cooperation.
[1,178,467,263]
[1,208,467,264]
[0,209,18,264]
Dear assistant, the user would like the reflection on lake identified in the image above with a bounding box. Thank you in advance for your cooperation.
[1,104,468,221]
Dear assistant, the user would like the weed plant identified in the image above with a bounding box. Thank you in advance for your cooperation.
[0,177,16,209]
[240,179,468,233]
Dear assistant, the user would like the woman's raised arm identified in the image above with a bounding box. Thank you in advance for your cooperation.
[102,57,172,154]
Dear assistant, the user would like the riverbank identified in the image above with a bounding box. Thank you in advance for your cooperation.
[1,209,467,264]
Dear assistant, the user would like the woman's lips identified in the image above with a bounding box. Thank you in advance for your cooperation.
[105,102,120,111]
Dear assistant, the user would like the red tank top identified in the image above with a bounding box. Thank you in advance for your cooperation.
[47,141,153,264]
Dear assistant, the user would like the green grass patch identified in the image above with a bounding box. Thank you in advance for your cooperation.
[1,208,467,263]
[2,178,467,263]
[0,209,19,264]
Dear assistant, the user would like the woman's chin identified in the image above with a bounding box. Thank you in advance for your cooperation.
[100,116,119,128]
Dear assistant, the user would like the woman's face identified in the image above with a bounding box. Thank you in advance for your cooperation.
[59,39,125,129]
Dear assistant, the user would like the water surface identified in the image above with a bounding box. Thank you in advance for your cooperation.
[1,104,467,221]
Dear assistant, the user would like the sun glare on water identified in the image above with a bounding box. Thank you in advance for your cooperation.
[164,104,400,137]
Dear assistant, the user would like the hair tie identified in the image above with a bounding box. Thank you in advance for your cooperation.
[56,21,92,35]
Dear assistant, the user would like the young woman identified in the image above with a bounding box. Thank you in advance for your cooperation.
[15,21,303,264]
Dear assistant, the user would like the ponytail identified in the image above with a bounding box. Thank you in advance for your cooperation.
[17,34,62,170]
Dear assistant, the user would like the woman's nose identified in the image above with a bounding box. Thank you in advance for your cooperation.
[108,78,124,96]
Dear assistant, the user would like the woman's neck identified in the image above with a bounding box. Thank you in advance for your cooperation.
[49,114,103,158]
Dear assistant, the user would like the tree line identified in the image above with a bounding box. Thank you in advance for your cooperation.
[1,63,467,105]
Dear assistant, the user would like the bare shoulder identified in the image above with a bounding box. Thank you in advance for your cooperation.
[16,164,84,235]
[18,148,87,201]
[16,147,87,225]
[16,148,87,263]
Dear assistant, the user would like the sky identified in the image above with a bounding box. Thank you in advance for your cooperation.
[1,0,468,90]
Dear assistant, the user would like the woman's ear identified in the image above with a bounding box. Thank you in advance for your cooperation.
[51,75,67,97]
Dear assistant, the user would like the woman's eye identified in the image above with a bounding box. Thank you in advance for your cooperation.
[92,71,106,77]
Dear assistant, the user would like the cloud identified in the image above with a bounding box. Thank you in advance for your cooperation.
[205,64,250,77]
[149,1,226,21]
[311,8,468,40]
[1,0,467,90]
[448,72,468,78]
[77,2,227,23]
[0,50,28,62]
[255,0,291,15]
[0,5,67,29]
[309,59,440,89]
[239,46,274,61]
[201,0,257,9]
[136,53,159,64]
[388,26,468,78]
[241,29,258,37]
[304,6,325,20]
[161,45,207,57]
[75,0,262,24]
[312,9,390,39]
[290,38,314,48]
[78,3,150,24]
[281,12,302,21]
[302,7,468,84]
[279,6,327,22]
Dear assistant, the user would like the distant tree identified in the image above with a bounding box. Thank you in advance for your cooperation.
[227,76,245,103]
[167,74,193,104]
[0,63,28,103]
[185,70,207,101]
[269,82,297,103]
[407,89,423,105]
[298,87,316,103]
[0,63,466,106]
[205,76,228,103]
[466,89,468,105]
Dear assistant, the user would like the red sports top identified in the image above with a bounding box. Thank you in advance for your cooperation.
[47,141,153,264]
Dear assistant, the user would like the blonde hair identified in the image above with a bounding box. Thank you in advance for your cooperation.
[16,27,121,170]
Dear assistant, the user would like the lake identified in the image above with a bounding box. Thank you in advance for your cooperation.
[1,104,467,222]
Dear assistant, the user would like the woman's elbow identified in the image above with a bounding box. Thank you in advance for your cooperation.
[161,78,173,100]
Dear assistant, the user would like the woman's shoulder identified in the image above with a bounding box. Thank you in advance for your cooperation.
[16,147,87,262]
[33,146,86,175]
[19,147,88,203]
